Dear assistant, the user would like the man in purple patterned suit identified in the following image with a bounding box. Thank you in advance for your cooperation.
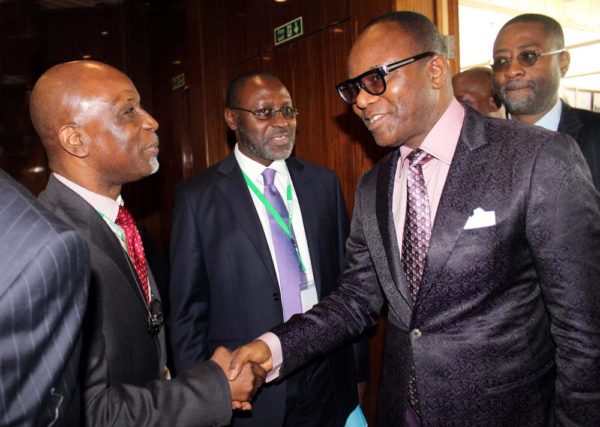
[230,11,600,427]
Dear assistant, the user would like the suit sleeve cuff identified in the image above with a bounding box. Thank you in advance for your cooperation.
[257,332,282,383]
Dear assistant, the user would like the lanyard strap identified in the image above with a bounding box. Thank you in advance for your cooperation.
[241,170,306,273]
[97,210,128,249]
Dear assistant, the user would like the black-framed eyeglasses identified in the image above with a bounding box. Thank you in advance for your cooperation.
[491,48,565,73]
[229,106,299,120]
[335,51,436,104]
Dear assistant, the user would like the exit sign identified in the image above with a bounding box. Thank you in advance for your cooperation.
[274,16,303,46]
[171,73,185,91]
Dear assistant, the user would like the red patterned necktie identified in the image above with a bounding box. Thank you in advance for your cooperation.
[402,148,433,417]
[116,205,151,306]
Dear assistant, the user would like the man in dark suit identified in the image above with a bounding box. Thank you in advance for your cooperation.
[492,13,600,189]
[0,168,89,426]
[230,12,600,426]
[169,71,365,427]
[31,60,263,426]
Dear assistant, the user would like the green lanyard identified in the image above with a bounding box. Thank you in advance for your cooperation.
[241,170,307,273]
[97,210,127,249]
[97,210,138,266]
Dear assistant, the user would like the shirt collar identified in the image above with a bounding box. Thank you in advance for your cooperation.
[234,143,289,183]
[400,97,464,164]
[534,99,562,131]
[53,173,123,222]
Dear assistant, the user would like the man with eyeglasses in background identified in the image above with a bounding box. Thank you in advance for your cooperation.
[229,11,600,426]
[492,13,600,189]
[169,71,367,427]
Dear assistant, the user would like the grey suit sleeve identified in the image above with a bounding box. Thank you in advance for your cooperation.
[84,356,232,427]
[273,174,385,376]
[0,220,89,427]
[526,133,600,425]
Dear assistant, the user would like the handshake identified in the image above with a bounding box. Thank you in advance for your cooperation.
[210,340,273,410]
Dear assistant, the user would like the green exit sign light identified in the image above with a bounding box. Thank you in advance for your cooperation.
[274,16,303,46]
[171,73,185,91]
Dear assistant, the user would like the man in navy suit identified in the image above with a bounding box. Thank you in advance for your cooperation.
[31,60,263,426]
[169,71,366,427]
[230,12,600,426]
[492,13,600,189]
[0,168,89,426]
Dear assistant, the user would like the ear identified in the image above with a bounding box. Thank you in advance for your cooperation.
[429,55,449,89]
[487,96,500,113]
[559,50,570,77]
[224,108,238,131]
[58,125,89,158]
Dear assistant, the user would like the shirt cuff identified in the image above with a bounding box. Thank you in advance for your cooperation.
[257,332,282,383]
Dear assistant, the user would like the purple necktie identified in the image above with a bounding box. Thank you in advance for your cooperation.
[262,168,304,321]
[402,149,433,300]
[402,149,433,419]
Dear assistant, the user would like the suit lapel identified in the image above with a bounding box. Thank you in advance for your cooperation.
[417,109,500,305]
[216,155,279,285]
[375,149,414,308]
[558,101,583,140]
[41,176,149,314]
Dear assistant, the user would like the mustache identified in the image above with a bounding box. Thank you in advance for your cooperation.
[267,130,291,139]
[503,81,536,91]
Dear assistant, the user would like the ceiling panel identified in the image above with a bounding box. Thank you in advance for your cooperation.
[36,0,123,9]
[459,0,600,94]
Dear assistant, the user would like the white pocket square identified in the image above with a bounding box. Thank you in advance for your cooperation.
[463,208,496,230]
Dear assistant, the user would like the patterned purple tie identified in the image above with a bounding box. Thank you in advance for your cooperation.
[402,149,433,300]
[262,168,304,321]
[402,149,433,418]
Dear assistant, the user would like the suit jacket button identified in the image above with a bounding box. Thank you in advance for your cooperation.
[272,292,280,301]
[410,329,422,339]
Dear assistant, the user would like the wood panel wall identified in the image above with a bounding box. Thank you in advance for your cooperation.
[182,0,458,209]
[182,0,395,214]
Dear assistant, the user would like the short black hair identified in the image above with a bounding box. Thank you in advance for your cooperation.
[363,11,448,57]
[225,71,280,108]
[500,13,565,49]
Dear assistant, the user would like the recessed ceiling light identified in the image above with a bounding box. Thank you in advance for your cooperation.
[27,166,45,174]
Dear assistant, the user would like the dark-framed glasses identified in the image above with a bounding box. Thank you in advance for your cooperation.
[229,106,299,120]
[336,51,436,104]
[491,48,565,73]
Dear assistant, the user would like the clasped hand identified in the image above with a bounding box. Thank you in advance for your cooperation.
[210,345,268,410]
[210,341,273,410]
